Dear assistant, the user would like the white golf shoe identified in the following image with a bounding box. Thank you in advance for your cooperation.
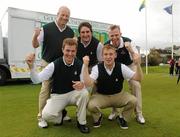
[136,115,145,124]
[38,118,48,128]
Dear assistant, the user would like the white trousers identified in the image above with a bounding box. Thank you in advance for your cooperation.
[128,63,142,116]
[42,89,89,125]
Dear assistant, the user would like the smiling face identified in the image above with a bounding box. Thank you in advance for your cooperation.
[62,45,77,65]
[108,26,122,48]
[62,38,77,65]
[56,6,70,28]
[79,26,92,44]
[102,45,117,67]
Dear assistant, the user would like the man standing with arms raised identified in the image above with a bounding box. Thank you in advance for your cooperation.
[105,25,145,124]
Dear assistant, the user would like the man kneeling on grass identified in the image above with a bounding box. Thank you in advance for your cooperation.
[26,38,90,133]
[82,45,143,129]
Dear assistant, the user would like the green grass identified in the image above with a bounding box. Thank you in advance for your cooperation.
[0,67,180,137]
[142,65,169,74]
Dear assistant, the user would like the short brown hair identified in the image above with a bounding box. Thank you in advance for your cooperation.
[78,22,93,33]
[62,38,78,49]
[108,25,120,31]
[102,44,116,53]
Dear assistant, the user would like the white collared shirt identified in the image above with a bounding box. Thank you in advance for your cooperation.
[63,56,74,66]
[103,63,115,75]
[110,37,124,49]
[37,20,67,45]
[30,57,83,84]
[110,37,138,57]
[89,63,135,81]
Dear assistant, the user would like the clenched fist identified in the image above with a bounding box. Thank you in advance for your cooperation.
[33,27,41,37]
[25,53,35,69]
[83,56,90,66]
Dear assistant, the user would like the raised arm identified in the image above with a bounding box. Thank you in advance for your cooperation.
[32,27,41,48]
[25,53,54,84]
[82,56,95,87]
[125,41,140,63]
[25,53,35,70]
[131,55,143,82]
[125,41,143,82]
[25,53,40,84]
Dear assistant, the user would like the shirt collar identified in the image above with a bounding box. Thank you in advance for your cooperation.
[80,37,92,48]
[55,20,67,32]
[63,56,74,67]
[110,37,124,49]
[104,62,115,72]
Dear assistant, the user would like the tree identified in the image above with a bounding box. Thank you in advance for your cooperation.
[148,48,162,66]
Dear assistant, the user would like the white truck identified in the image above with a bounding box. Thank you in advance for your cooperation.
[0,7,110,85]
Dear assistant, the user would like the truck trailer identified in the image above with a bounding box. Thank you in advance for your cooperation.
[0,7,110,85]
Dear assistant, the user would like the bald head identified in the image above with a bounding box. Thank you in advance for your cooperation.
[58,6,70,16]
[56,6,71,28]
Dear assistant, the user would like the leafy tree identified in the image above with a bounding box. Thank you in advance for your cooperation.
[148,48,162,66]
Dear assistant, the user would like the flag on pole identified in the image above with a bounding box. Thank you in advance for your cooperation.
[139,0,146,11]
[164,4,173,14]
[139,0,148,74]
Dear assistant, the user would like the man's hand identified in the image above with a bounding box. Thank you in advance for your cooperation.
[25,53,35,69]
[83,56,90,67]
[125,42,141,64]
[33,27,41,37]
[72,81,84,91]
[125,42,136,56]
[32,27,41,48]
[124,42,133,52]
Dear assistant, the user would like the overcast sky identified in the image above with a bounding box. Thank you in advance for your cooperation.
[0,0,180,51]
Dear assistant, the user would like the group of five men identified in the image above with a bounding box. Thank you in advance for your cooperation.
[26,6,145,134]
